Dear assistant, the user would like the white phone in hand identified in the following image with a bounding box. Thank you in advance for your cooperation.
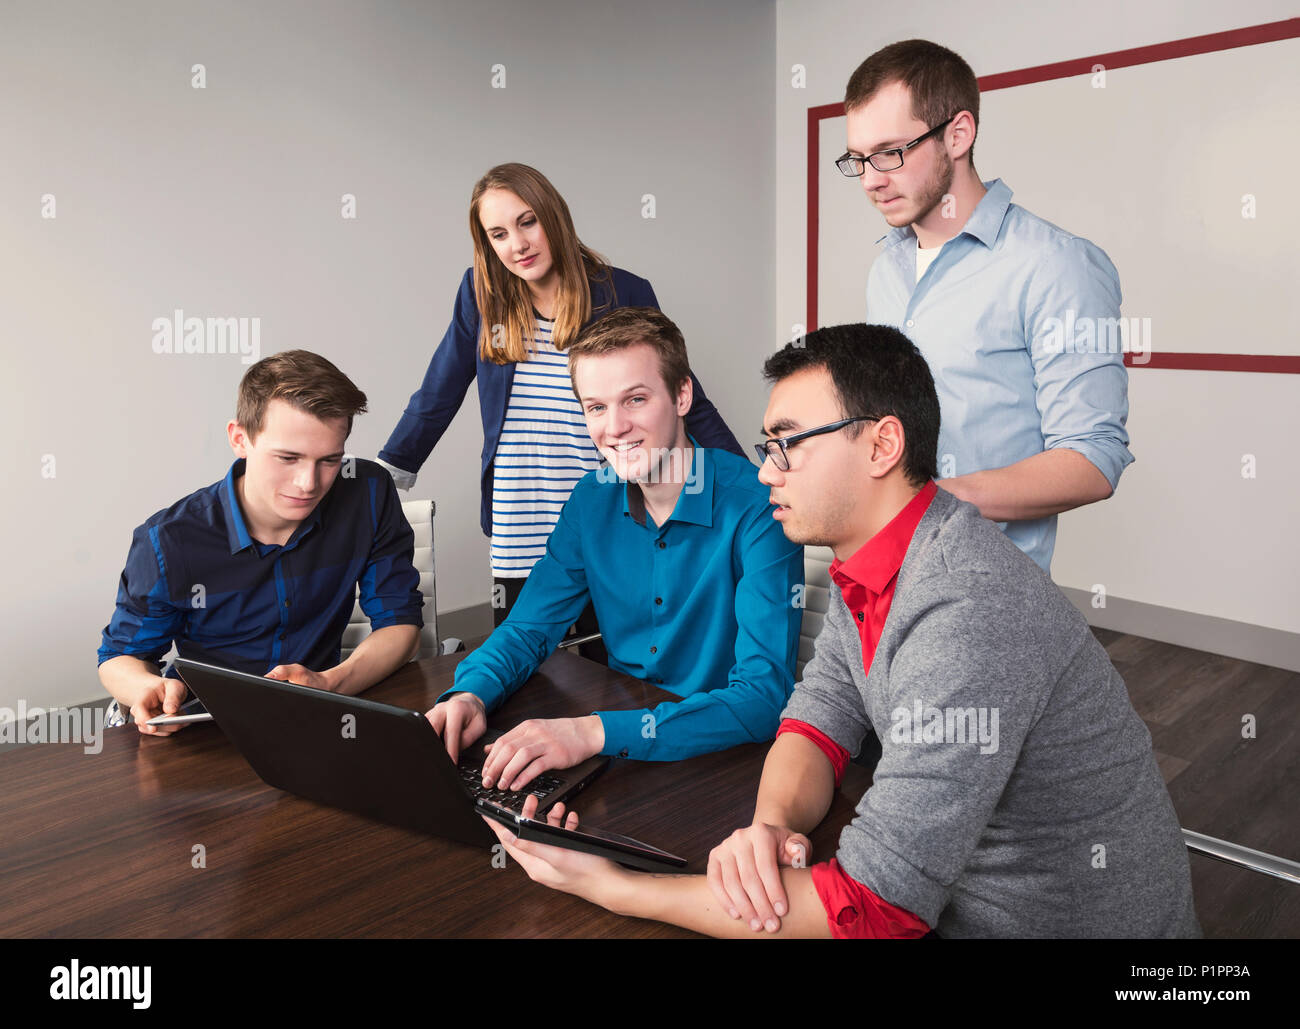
[146,695,212,726]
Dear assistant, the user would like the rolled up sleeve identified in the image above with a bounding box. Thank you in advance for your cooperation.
[780,587,874,759]
[1026,236,1134,491]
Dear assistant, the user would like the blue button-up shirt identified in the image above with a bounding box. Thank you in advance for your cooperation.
[444,444,804,761]
[98,458,423,676]
[866,179,1133,571]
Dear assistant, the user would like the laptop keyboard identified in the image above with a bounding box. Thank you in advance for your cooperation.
[458,765,567,813]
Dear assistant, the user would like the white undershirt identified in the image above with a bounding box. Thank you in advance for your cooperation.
[915,239,944,283]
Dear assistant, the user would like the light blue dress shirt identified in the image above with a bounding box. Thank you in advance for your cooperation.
[867,179,1133,571]
[441,442,804,761]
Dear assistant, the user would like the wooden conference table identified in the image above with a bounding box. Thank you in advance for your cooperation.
[0,648,871,938]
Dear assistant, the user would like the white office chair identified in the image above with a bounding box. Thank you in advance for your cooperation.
[342,498,460,660]
[796,545,835,680]
[797,544,885,767]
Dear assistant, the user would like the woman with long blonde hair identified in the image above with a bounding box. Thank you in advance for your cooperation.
[378,164,742,633]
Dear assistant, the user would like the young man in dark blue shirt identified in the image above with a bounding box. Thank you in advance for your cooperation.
[98,350,424,735]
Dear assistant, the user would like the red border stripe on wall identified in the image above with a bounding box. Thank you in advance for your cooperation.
[1124,353,1300,373]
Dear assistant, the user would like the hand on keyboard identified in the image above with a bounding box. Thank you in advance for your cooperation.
[461,764,567,814]
[479,715,605,792]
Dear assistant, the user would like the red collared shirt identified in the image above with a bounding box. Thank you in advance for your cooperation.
[829,478,939,679]
[776,480,939,939]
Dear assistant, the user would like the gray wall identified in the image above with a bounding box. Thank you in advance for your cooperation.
[1,0,775,712]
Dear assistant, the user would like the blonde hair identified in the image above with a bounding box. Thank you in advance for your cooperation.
[469,163,614,364]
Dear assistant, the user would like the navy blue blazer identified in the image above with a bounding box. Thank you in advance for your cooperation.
[379,265,744,536]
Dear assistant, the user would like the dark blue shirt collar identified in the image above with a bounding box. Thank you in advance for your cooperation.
[219,459,325,555]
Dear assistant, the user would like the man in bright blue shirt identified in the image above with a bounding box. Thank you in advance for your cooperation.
[428,308,803,791]
[839,40,1133,572]
[98,350,424,734]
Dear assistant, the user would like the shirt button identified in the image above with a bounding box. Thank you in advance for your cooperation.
[283,600,291,607]
[650,645,657,654]
[856,612,864,622]
[905,319,915,328]
[655,597,663,605]
[278,632,287,641]
[656,540,666,550]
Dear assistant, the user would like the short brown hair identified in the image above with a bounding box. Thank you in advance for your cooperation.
[567,308,691,401]
[844,40,980,161]
[235,349,368,439]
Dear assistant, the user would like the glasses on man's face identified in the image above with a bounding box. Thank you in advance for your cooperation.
[834,118,953,177]
[754,417,879,472]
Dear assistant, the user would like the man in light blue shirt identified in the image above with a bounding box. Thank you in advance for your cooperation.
[427,308,803,792]
[838,39,1133,572]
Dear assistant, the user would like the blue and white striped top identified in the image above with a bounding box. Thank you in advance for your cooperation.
[490,317,601,577]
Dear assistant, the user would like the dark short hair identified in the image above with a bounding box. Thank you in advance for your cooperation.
[235,349,368,440]
[567,307,691,399]
[844,39,980,162]
[762,324,939,486]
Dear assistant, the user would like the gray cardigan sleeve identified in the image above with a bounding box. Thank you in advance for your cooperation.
[779,584,873,758]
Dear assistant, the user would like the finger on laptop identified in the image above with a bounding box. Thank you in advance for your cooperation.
[424,704,456,762]
[544,801,580,830]
[520,794,579,831]
[442,705,466,765]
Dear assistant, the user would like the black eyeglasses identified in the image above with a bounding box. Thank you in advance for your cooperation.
[754,417,879,471]
[835,118,953,177]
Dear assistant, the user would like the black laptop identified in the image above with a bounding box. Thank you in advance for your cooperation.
[173,657,610,850]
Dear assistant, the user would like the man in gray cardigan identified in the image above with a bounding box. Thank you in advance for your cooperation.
[483,323,1200,939]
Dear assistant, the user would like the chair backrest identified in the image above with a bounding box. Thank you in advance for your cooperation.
[341,499,438,661]
[797,545,835,680]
